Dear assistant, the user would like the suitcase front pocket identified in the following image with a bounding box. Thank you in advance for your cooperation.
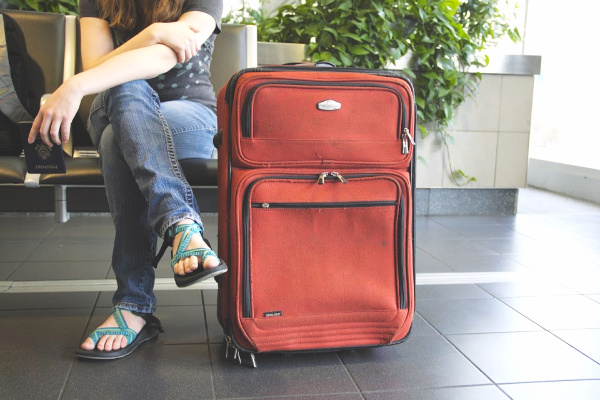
[232,80,414,168]
[243,81,407,141]
[240,174,408,320]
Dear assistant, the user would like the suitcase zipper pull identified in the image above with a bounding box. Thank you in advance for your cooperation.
[402,128,416,154]
[317,172,329,185]
[330,171,348,183]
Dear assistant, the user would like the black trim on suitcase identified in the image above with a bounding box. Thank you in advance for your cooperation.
[241,173,407,319]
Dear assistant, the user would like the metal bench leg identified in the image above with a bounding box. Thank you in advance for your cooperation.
[54,185,70,223]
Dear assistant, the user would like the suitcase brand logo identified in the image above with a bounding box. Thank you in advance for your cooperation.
[264,311,283,317]
[317,99,341,111]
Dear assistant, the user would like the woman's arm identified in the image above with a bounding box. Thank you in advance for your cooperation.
[82,11,216,69]
[30,11,217,147]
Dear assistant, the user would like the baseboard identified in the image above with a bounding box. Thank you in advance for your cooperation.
[527,159,600,204]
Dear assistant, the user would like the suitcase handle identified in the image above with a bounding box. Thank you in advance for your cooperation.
[282,61,336,68]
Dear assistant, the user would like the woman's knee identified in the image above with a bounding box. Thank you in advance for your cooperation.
[102,80,158,112]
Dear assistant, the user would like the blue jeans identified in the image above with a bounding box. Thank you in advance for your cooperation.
[88,80,217,314]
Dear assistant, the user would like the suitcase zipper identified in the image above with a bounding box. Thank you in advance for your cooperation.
[241,173,406,318]
[241,80,407,139]
[252,200,397,209]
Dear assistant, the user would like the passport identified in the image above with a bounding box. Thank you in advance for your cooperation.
[19,121,67,174]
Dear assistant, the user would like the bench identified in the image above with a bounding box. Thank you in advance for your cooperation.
[0,10,258,222]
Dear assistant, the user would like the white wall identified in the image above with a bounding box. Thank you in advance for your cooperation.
[524,0,600,170]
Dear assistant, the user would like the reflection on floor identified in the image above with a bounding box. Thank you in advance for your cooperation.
[1,188,599,399]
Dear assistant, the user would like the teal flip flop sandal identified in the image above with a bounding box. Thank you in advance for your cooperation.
[153,222,228,288]
[75,308,163,360]
[169,223,228,288]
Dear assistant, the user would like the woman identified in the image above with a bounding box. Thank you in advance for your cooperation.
[28,0,225,359]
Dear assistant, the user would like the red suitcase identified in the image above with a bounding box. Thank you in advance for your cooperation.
[215,64,416,367]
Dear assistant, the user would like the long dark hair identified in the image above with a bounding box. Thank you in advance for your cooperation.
[98,0,184,33]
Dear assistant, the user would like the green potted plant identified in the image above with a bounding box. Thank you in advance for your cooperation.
[224,0,521,185]
[2,0,78,14]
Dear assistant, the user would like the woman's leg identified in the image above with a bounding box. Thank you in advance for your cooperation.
[91,80,201,235]
[82,81,218,352]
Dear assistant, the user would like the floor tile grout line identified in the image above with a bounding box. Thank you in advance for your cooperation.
[334,352,366,399]
[58,293,100,400]
[416,311,504,391]
[359,384,512,397]
[1,271,568,294]
[201,291,218,400]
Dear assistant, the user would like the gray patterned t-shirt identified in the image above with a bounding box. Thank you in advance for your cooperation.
[79,0,223,112]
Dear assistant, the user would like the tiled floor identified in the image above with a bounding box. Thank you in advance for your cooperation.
[1,188,600,399]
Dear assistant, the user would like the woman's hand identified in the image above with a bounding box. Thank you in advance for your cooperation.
[28,78,84,148]
[151,21,203,64]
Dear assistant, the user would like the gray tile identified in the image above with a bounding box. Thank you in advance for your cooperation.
[417,284,492,300]
[156,289,204,306]
[431,215,509,228]
[475,236,551,256]
[417,298,541,334]
[8,260,111,281]
[500,380,600,400]
[478,280,577,298]
[210,343,359,399]
[239,395,363,400]
[203,288,218,305]
[0,215,56,240]
[205,305,225,343]
[415,219,459,241]
[26,241,114,262]
[46,218,115,242]
[411,312,439,337]
[559,270,600,294]
[339,335,490,391]
[0,349,74,400]
[447,331,600,384]
[501,295,600,330]
[553,329,600,364]
[0,240,38,262]
[441,254,531,273]
[506,253,600,273]
[48,215,114,231]
[0,292,98,310]
[260,393,363,400]
[449,225,527,240]
[96,291,114,308]
[0,308,92,354]
[418,239,499,260]
[64,344,214,399]
[155,305,208,344]
[0,262,19,280]
[414,249,453,273]
[364,385,510,400]
[588,294,600,304]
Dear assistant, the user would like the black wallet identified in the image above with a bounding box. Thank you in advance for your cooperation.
[19,121,67,174]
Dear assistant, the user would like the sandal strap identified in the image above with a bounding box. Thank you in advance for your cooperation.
[172,248,218,269]
[87,308,137,346]
[152,223,205,269]
[170,223,216,270]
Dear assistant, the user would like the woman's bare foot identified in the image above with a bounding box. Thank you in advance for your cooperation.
[172,219,220,276]
[80,310,146,351]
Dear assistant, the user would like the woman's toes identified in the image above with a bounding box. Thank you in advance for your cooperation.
[104,335,120,351]
[203,254,220,269]
[117,335,128,350]
[186,256,198,273]
[81,337,95,350]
